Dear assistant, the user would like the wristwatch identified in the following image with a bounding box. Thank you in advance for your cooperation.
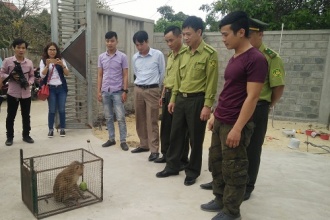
[122,89,129,93]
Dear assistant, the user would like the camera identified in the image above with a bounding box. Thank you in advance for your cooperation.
[11,61,29,90]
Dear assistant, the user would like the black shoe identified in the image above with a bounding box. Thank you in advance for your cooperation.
[243,192,251,201]
[48,130,54,138]
[23,136,34,143]
[201,200,222,212]
[184,176,196,186]
[5,138,13,146]
[156,169,179,178]
[131,147,149,153]
[120,142,129,151]
[200,181,213,190]
[154,156,166,163]
[60,129,66,137]
[102,139,116,147]
[211,211,241,220]
[148,153,159,161]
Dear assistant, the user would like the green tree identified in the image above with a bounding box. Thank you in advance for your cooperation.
[154,6,189,33]
[201,0,329,31]
[0,0,50,52]
[97,0,111,10]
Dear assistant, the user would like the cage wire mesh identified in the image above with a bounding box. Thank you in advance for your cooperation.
[21,148,103,219]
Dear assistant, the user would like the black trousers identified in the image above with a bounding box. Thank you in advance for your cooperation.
[246,102,270,193]
[165,94,206,178]
[160,91,189,162]
[6,94,31,139]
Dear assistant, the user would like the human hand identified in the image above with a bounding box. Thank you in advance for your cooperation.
[168,102,175,114]
[226,128,241,148]
[159,97,163,107]
[97,92,102,102]
[121,92,127,103]
[200,106,211,121]
[55,58,64,67]
[207,116,214,131]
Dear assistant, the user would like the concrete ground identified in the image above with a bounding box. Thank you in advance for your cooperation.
[0,100,330,220]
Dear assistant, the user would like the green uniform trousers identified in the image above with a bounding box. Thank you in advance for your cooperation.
[160,90,189,162]
[209,118,254,216]
[165,94,206,178]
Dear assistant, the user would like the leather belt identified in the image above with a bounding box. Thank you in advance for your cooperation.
[165,88,172,93]
[179,92,205,98]
[256,100,270,106]
[135,84,159,89]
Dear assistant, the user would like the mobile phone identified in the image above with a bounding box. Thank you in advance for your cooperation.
[49,59,57,64]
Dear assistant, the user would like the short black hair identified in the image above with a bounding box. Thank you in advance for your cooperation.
[219,11,249,37]
[12,38,29,49]
[105,31,118,40]
[133,30,148,44]
[164,25,181,36]
[182,16,204,34]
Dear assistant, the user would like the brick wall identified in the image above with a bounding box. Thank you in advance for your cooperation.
[153,30,330,124]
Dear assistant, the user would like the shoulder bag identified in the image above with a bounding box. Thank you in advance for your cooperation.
[38,65,55,101]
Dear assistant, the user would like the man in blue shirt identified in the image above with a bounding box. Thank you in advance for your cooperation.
[131,30,165,162]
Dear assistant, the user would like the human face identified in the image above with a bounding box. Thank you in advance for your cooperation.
[13,43,27,60]
[220,24,244,50]
[47,45,57,59]
[164,31,182,52]
[105,36,118,52]
[182,27,202,49]
[248,31,263,49]
[134,41,149,56]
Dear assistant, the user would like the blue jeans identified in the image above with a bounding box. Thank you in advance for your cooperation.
[102,91,127,143]
[48,85,67,130]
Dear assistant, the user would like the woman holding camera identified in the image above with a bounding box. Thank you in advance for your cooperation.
[40,42,69,137]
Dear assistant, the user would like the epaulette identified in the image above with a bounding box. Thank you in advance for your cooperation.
[179,46,188,55]
[264,48,277,59]
[204,45,215,54]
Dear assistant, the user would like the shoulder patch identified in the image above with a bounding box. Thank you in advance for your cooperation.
[204,45,215,54]
[209,60,217,68]
[272,68,282,77]
[264,48,277,59]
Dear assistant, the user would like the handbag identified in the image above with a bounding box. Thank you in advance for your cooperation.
[38,65,55,101]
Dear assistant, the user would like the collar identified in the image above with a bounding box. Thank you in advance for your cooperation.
[187,40,205,54]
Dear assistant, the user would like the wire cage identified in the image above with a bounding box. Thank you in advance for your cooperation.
[20,148,103,219]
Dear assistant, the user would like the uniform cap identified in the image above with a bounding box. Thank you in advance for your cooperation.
[249,18,269,32]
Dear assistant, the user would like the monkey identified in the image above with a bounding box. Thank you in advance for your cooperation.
[53,161,90,206]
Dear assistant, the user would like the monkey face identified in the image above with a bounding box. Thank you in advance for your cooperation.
[75,164,84,176]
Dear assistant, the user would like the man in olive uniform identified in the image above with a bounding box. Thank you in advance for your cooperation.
[200,19,286,199]
[200,11,267,220]
[154,25,190,166]
[156,16,219,186]
[244,18,285,200]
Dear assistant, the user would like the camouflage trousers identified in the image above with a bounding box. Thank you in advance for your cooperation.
[209,118,254,216]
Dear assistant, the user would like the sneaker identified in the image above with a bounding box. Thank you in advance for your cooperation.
[5,138,13,146]
[201,200,222,212]
[48,130,54,138]
[102,139,116,147]
[120,142,129,151]
[60,129,66,137]
[23,136,34,144]
[212,211,241,220]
